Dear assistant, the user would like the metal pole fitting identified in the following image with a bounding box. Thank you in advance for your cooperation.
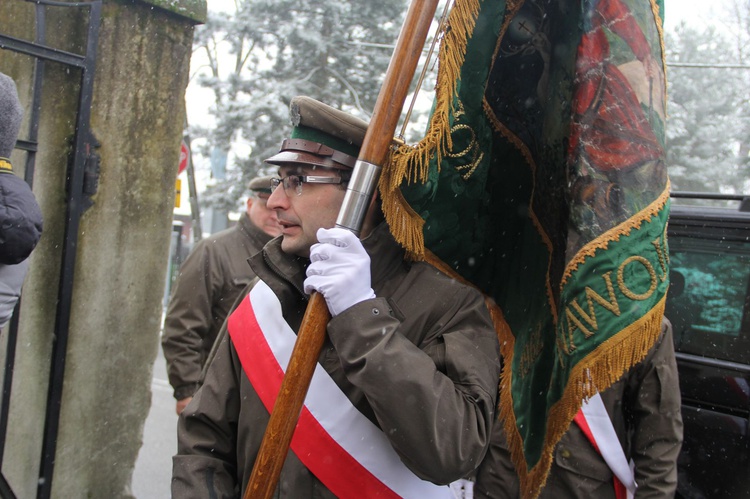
[336,159,382,236]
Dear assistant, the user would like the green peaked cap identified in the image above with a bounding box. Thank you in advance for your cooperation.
[265,96,368,170]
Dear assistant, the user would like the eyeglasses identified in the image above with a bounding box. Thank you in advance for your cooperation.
[270,174,345,196]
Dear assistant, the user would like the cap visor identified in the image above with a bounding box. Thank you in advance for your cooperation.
[264,150,352,170]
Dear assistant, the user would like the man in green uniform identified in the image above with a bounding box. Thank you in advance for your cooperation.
[162,175,281,414]
[172,96,501,497]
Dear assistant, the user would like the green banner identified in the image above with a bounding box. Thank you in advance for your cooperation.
[386,0,669,495]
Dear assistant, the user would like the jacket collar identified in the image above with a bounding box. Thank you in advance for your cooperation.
[237,212,274,249]
[362,222,407,287]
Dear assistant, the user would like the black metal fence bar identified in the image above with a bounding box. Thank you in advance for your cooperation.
[36,1,101,496]
[0,4,47,479]
[0,307,22,473]
[0,34,86,68]
[0,1,102,498]
[11,139,37,152]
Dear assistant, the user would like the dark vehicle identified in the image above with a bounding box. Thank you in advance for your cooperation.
[666,193,750,498]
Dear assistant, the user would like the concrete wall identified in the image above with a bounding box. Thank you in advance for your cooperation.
[0,0,205,496]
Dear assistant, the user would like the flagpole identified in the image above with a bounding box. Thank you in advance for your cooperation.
[243,1,441,497]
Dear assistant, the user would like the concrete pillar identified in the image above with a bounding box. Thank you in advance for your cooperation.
[0,0,205,496]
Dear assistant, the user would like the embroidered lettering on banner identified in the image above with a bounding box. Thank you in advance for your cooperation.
[651,225,669,282]
[448,101,484,180]
[556,229,666,364]
[617,256,657,301]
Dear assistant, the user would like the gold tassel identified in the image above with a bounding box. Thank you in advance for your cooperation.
[379,167,426,261]
[382,0,482,259]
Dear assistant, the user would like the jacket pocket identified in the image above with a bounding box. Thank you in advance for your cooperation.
[553,428,614,482]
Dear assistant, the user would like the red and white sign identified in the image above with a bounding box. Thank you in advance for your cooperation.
[178,140,189,177]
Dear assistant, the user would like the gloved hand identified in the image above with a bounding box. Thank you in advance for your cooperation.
[304,227,376,316]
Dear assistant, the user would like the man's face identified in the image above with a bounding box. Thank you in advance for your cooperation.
[266,164,346,258]
[247,192,282,237]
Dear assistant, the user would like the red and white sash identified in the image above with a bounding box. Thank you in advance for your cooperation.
[227,281,455,499]
[574,393,636,499]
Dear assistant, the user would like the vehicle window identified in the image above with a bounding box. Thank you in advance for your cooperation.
[666,235,750,364]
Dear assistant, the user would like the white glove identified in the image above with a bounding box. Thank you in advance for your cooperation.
[304,227,376,316]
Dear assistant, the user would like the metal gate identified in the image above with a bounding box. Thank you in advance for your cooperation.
[0,1,101,497]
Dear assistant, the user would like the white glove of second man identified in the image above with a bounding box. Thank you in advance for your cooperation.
[304,227,376,316]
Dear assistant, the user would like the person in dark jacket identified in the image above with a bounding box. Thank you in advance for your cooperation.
[172,96,501,498]
[474,317,683,498]
[161,174,281,414]
[0,72,43,328]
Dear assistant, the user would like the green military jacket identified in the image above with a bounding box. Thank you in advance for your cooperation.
[172,222,501,498]
[162,213,273,400]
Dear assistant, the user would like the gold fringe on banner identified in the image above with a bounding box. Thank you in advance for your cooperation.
[382,0,482,261]
[499,181,670,498]
[498,294,666,497]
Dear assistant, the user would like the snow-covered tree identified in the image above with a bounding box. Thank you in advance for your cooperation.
[665,23,747,193]
[191,0,410,210]
[665,1,750,195]
[724,0,750,190]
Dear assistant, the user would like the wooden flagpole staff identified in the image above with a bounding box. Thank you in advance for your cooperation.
[244,1,441,498]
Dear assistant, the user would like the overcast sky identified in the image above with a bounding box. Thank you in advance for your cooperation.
[203,0,724,27]
[663,0,734,30]
[190,0,730,126]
